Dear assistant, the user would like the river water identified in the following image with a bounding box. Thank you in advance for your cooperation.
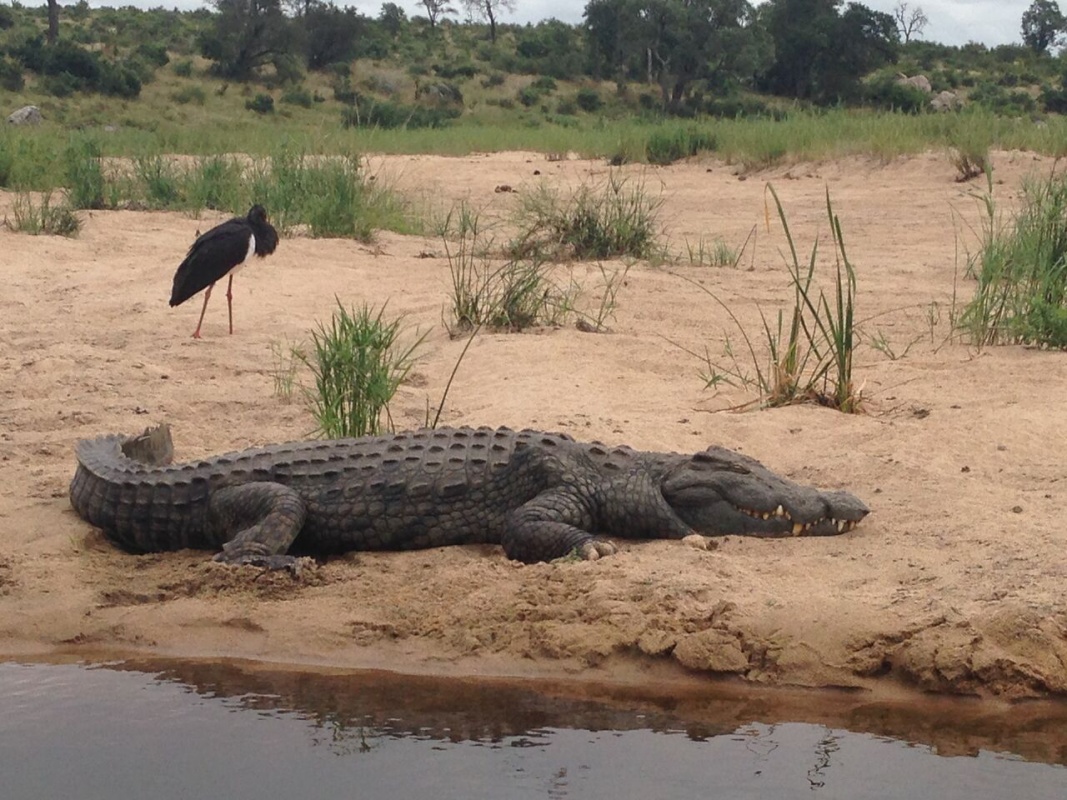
[1,659,1064,799]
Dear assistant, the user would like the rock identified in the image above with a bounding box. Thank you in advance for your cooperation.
[7,105,42,125]
[896,73,932,94]
[931,91,962,112]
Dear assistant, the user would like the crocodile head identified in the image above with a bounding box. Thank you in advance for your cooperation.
[660,446,868,537]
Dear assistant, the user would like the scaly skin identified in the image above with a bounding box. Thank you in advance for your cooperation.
[69,424,869,567]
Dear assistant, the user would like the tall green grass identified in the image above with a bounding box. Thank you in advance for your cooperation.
[960,168,1067,348]
[52,139,415,239]
[6,109,1067,186]
[678,185,861,412]
[299,300,427,438]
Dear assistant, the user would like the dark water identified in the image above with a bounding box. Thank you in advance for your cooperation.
[2,659,1065,800]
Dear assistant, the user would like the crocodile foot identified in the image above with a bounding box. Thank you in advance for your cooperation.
[577,538,617,560]
[214,552,315,578]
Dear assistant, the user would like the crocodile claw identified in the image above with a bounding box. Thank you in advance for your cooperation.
[578,539,618,560]
[214,552,313,578]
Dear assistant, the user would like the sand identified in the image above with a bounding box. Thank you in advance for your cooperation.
[1,150,1065,700]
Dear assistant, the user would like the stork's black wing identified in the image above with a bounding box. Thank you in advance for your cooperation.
[169,217,252,307]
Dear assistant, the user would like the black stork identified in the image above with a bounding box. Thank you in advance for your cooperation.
[169,204,279,338]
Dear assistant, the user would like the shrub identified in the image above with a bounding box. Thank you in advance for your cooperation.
[575,87,602,112]
[172,59,193,77]
[0,56,24,92]
[246,93,275,114]
[171,85,206,105]
[530,75,557,92]
[281,86,314,107]
[645,126,718,166]
[341,99,458,129]
[135,42,170,68]
[863,76,929,113]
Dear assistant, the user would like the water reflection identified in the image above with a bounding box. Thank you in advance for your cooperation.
[1,658,1065,800]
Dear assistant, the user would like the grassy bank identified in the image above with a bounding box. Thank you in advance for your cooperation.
[3,107,1067,193]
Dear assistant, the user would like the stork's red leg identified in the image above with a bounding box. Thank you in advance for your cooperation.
[193,283,214,339]
[225,274,235,335]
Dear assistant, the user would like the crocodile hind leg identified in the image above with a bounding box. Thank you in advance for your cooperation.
[207,482,308,570]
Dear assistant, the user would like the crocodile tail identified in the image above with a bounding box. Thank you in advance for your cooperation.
[69,425,203,553]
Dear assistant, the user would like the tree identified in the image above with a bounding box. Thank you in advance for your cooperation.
[301,2,372,70]
[584,0,770,113]
[757,0,898,102]
[198,0,296,80]
[461,0,514,42]
[420,0,456,29]
[892,1,927,43]
[1021,0,1065,54]
[380,2,407,37]
[46,0,59,45]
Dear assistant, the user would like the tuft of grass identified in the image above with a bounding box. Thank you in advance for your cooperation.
[675,185,861,412]
[959,167,1067,349]
[443,204,577,334]
[135,155,181,208]
[683,233,744,268]
[183,155,244,214]
[510,173,662,262]
[64,136,107,210]
[570,263,631,333]
[268,338,302,403]
[5,192,81,237]
[299,300,427,438]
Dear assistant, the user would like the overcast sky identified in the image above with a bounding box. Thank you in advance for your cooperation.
[84,0,1033,48]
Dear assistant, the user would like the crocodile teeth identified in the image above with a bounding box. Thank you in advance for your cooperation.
[792,522,804,535]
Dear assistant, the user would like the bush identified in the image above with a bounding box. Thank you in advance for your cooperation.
[341,99,459,129]
[245,93,275,114]
[645,126,718,166]
[281,85,314,107]
[0,56,24,92]
[575,87,602,112]
[98,60,142,98]
[530,75,557,93]
[863,75,929,113]
[41,72,79,97]
[135,42,170,68]
[172,59,193,77]
[171,85,206,105]
[433,61,477,80]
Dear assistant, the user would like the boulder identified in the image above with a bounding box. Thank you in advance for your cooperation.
[896,73,932,94]
[7,105,42,125]
[931,91,962,112]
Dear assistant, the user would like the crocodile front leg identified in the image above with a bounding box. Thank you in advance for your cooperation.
[208,482,307,570]
[503,486,618,563]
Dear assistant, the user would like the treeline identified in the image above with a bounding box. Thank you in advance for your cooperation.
[0,0,1066,118]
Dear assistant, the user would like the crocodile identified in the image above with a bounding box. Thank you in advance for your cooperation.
[69,424,869,567]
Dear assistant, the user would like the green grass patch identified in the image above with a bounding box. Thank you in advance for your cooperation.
[299,300,427,438]
[959,168,1067,349]
[510,173,662,262]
